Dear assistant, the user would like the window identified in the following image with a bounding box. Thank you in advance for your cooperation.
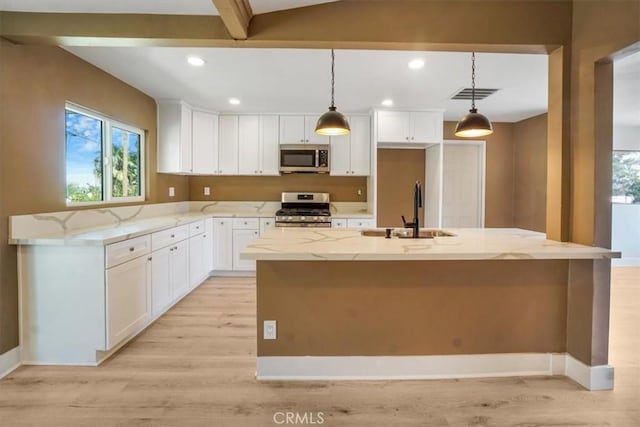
[65,104,145,205]
[612,150,640,204]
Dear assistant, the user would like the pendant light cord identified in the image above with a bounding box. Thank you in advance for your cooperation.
[471,52,476,111]
[330,49,335,108]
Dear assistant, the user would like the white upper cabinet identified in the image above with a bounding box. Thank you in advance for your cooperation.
[158,101,221,174]
[218,115,239,175]
[238,115,280,176]
[279,115,329,145]
[157,101,193,174]
[191,110,218,174]
[330,115,371,176]
[376,110,443,144]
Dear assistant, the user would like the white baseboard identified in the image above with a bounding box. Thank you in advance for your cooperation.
[0,346,21,379]
[257,353,614,390]
[564,354,614,391]
[210,271,256,278]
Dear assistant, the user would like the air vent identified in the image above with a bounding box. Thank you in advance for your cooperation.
[451,88,499,100]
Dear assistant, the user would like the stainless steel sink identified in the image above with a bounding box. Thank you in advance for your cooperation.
[360,228,455,239]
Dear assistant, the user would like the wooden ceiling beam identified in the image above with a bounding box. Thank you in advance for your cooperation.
[211,0,252,40]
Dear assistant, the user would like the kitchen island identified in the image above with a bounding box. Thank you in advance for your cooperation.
[241,227,620,390]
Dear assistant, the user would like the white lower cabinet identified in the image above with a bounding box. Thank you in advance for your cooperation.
[151,246,172,316]
[189,233,205,288]
[331,218,348,228]
[105,255,151,349]
[233,229,259,271]
[170,239,190,299]
[203,218,214,275]
[213,218,233,270]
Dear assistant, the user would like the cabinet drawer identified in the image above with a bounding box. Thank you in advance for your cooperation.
[331,218,347,228]
[347,218,376,229]
[106,235,151,269]
[189,220,205,236]
[151,224,189,251]
[233,218,259,230]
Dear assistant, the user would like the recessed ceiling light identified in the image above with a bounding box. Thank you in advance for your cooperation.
[187,56,205,66]
[381,99,394,107]
[229,98,241,105]
[408,59,425,70]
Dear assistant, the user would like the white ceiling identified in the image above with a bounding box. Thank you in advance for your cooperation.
[614,51,640,127]
[63,47,549,123]
[0,0,337,15]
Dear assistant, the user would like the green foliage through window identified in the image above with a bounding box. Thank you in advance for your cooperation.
[612,151,640,204]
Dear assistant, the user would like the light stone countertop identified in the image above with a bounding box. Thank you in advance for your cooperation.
[241,227,621,261]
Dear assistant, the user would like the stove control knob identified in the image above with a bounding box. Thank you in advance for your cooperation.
[300,216,306,220]
[313,216,318,221]
[287,216,293,221]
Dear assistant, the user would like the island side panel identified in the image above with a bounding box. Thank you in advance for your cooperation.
[257,260,569,357]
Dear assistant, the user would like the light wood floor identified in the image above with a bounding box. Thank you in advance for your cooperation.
[1,269,638,426]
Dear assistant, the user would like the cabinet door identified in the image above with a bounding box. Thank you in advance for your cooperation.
[411,111,443,143]
[179,103,193,172]
[329,120,350,176]
[279,116,305,144]
[192,110,218,174]
[170,240,189,299]
[105,256,150,349]
[213,218,233,271]
[203,218,214,274]
[349,116,371,176]
[238,115,260,175]
[377,111,410,143]
[189,235,204,289]
[305,115,330,145]
[260,115,280,175]
[232,229,259,271]
[218,115,239,175]
[151,246,172,316]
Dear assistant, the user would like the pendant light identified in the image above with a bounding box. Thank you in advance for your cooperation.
[455,52,493,138]
[315,49,350,136]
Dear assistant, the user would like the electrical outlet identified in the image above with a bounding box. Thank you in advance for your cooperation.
[204,186,210,196]
[357,188,363,196]
[169,187,175,197]
[263,320,277,340]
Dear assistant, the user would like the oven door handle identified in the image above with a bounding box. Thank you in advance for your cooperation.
[315,149,319,168]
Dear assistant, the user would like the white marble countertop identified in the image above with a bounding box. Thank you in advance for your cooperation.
[10,213,212,246]
[241,227,621,261]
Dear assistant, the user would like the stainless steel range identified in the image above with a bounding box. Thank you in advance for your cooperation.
[275,192,331,228]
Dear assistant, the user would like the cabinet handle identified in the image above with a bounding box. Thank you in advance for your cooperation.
[171,234,175,238]
[254,170,258,174]
[411,137,414,140]
[170,248,173,252]
[129,247,134,252]
[148,257,152,261]
[260,171,263,174]
[405,136,409,141]
[203,234,207,238]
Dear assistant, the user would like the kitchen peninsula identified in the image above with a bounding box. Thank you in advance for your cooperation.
[242,227,620,390]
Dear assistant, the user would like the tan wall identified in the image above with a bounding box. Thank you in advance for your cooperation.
[376,149,425,228]
[0,42,189,353]
[189,175,366,202]
[514,113,548,232]
[444,121,515,228]
[570,1,640,245]
[257,260,569,356]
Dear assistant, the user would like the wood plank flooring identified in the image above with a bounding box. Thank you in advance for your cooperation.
[0,269,639,426]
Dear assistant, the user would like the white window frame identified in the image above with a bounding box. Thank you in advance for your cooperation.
[65,103,146,206]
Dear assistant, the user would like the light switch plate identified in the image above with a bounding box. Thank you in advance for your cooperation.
[263,320,277,340]
[169,187,175,197]
[204,186,210,196]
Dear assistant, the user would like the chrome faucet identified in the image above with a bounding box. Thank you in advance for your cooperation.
[401,181,423,238]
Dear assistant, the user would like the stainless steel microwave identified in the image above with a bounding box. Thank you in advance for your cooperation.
[279,144,330,174]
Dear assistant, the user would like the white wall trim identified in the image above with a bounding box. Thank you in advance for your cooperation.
[257,353,614,390]
[0,347,21,379]
[564,354,615,391]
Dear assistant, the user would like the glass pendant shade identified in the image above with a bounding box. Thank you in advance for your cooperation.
[455,52,493,138]
[315,49,350,136]
[454,108,493,137]
[315,107,350,136]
